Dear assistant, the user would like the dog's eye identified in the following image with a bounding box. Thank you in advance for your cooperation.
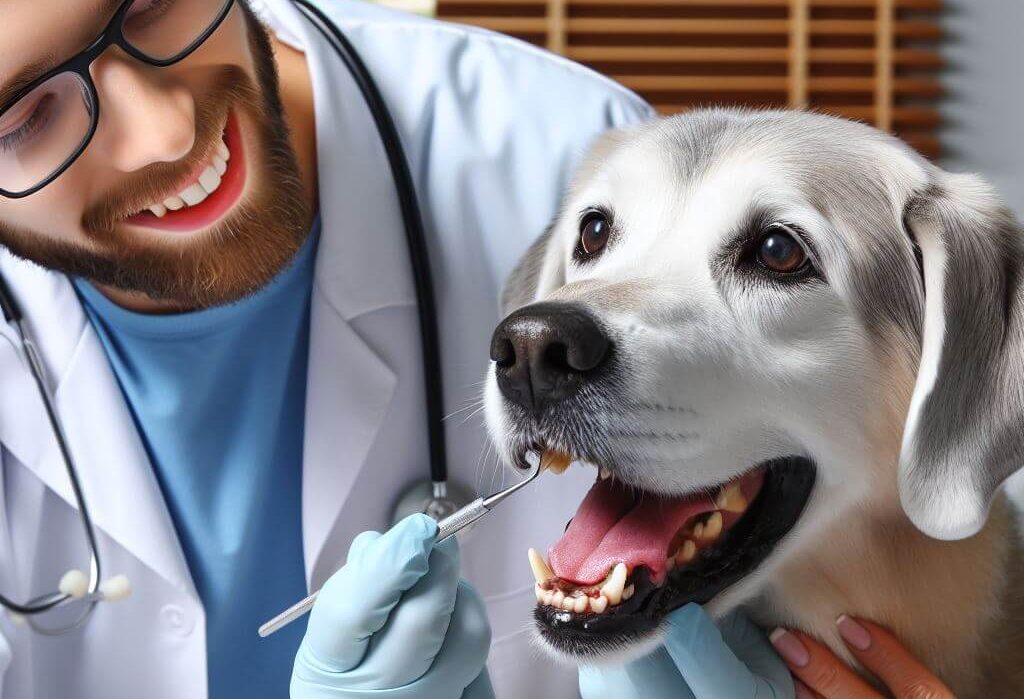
[580,212,611,256]
[757,225,808,274]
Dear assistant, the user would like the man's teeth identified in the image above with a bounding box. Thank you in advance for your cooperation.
[529,478,752,615]
[144,137,231,218]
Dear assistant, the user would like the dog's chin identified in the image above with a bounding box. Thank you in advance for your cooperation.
[527,455,817,663]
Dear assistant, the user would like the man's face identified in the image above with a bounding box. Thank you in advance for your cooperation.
[0,0,310,309]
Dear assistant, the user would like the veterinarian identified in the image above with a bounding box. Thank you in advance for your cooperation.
[0,0,955,697]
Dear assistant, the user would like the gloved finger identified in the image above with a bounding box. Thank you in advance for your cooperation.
[718,610,795,692]
[663,604,794,699]
[579,646,697,699]
[301,514,439,673]
[389,580,492,698]
[461,669,495,699]
[340,537,461,689]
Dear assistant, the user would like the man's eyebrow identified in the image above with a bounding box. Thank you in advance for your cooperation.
[0,56,60,111]
[0,0,124,110]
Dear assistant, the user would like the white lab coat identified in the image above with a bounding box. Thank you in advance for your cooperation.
[0,1,653,696]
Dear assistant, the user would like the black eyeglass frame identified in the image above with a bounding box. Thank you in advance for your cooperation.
[0,0,235,199]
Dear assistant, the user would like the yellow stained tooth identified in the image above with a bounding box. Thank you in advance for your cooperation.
[601,563,628,605]
[591,595,609,613]
[573,596,589,613]
[561,596,576,612]
[623,584,634,601]
[535,584,544,602]
[693,522,705,539]
[542,450,572,474]
[716,483,748,513]
[704,512,723,540]
[675,540,696,564]
[528,548,554,584]
[552,590,565,608]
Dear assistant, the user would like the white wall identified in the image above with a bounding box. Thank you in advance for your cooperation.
[939,0,1024,217]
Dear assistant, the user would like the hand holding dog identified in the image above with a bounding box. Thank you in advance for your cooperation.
[579,603,794,699]
[770,616,955,699]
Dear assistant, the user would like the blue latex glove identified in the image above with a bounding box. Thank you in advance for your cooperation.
[579,603,794,699]
[291,514,495,699]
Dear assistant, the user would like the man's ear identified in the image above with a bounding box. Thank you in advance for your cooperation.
[899,170,1024,540]
[500,222,565,316]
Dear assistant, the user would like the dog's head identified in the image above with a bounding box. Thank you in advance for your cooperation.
[483,108,1024,662]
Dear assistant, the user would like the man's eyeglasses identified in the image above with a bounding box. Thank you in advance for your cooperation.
[0,0,235,199]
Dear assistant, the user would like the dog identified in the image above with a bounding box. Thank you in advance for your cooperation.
[483,108,1024,696]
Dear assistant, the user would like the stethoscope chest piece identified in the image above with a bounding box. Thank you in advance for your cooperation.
[392,479,472,527]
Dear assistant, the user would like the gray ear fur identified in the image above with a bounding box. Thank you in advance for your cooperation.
[899,170,1024,540]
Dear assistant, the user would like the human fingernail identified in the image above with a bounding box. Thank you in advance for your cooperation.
[794,681,816,699]
[769,627,810,667]
[836,614,872,651]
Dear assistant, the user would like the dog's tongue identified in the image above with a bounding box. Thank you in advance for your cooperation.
[549,478,718,585]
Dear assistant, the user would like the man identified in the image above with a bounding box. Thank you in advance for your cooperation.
[0,0,651,696]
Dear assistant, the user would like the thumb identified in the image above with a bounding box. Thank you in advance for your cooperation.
[662,604,794,699]
[301,514,438,672]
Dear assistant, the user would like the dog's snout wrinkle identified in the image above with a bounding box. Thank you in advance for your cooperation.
[491,302,610,415]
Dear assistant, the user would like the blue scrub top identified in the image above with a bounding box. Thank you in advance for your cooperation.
[73,219,320,697]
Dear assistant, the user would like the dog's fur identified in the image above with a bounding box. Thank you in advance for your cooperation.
[484,108,1024,695]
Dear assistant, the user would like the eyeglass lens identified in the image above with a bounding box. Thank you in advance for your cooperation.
[0,0,231,195]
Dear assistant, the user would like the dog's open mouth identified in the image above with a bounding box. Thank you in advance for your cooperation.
[526,450,816,656]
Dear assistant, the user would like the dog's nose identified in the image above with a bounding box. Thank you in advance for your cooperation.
[490,302,610,414]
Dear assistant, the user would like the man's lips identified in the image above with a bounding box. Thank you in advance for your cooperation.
[124,110,247,233]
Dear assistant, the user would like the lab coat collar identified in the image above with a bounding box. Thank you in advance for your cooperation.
[259,0,418,587]
[0,253,196,595]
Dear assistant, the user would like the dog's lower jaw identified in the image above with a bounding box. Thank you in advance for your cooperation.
[759,491,1023,698]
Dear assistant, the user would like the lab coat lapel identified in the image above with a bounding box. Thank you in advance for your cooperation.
[294,0,417,586]
[0,254,194,595]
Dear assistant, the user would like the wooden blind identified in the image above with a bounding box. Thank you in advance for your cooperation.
[436,0,943,158]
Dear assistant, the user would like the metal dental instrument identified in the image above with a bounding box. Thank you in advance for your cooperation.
[258,458,544,638]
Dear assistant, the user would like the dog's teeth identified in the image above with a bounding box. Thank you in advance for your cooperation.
[552,590,565,608]
[601,563,628,605]
[591,595,609,614]
[599,466,612,480]
[561,596,576,612]
[528,548,554,584]
[623,584,634,601]
[675,540,696,564]
[541,450,572,474]
[543,590,555,606]
[716,482,748,513]
[573,595,589,613]
[703,512,723,540]
[535,583,544,602]
[693,522,705,539]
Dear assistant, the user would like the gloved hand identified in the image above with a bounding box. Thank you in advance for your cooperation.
[579,603,794,699]
[291,514,495,699]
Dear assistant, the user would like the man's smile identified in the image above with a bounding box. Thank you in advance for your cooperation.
[124,108,247,234]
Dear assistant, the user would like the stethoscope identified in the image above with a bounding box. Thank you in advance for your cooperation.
[0,0,467,635]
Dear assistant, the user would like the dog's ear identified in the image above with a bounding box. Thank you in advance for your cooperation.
[501,222,565,315]
[899,170,1024,540]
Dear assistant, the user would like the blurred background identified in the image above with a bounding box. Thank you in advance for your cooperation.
[367,0,1024,218]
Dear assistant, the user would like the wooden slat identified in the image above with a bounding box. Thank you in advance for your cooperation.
[564,46,940,68]
[440,0,939,8]
[547,0,566,52]
[443,17,940,38]
[612,75,940,94]
[876,0,894,130]
[789,0,809,108]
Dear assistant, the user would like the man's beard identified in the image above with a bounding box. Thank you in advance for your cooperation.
[0,3,311,309]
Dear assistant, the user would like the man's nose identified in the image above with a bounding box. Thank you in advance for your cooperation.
[490,302,610,415]
[90,52,196,172]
